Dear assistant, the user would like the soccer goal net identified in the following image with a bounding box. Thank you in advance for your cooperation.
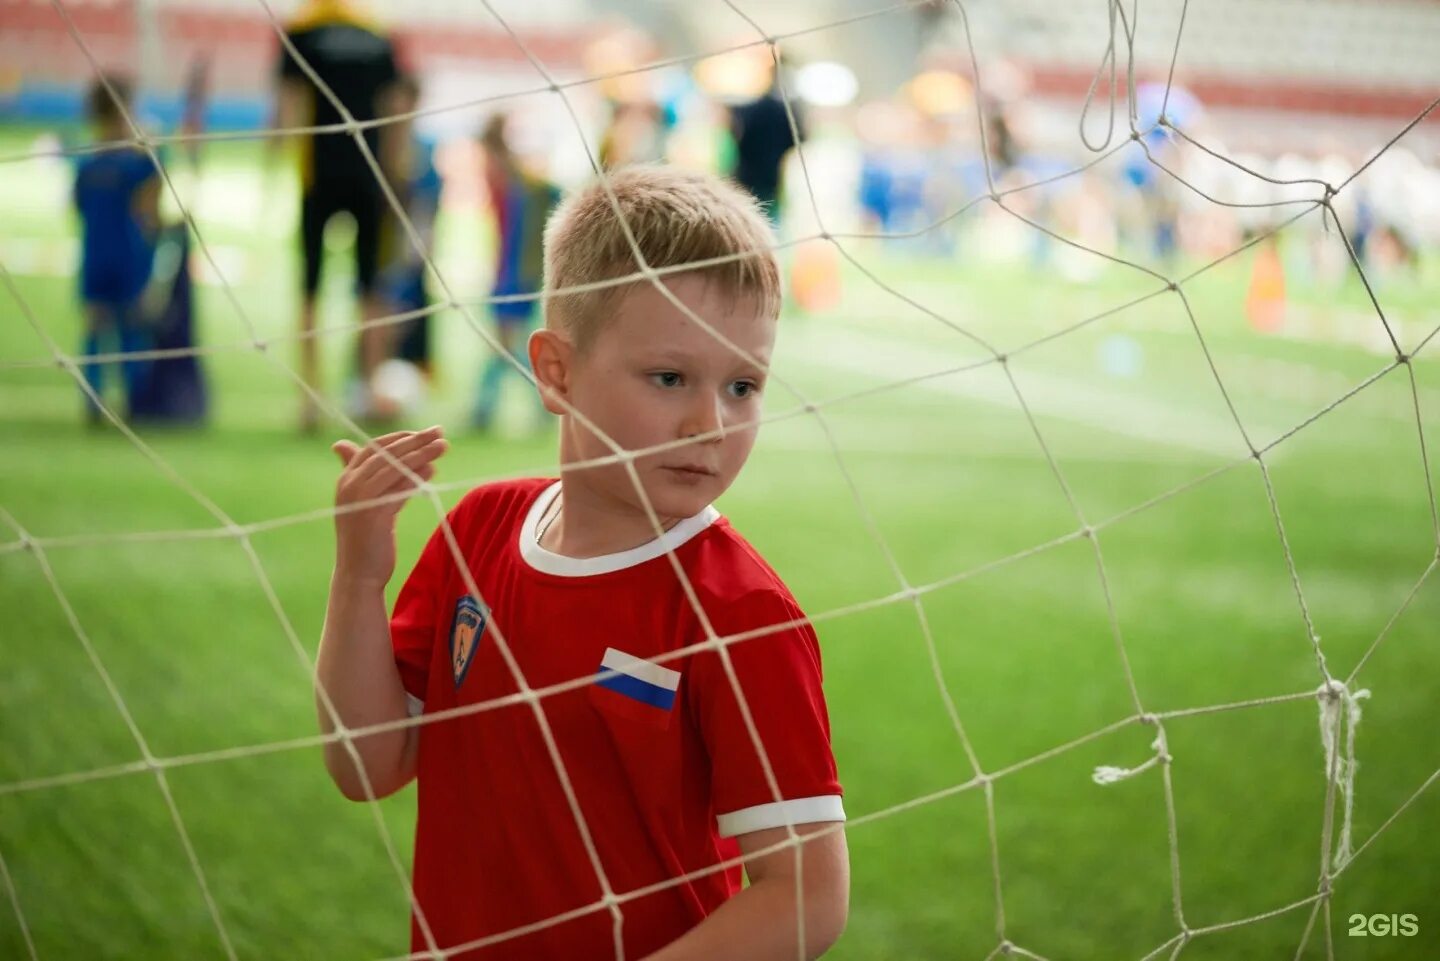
[1,0,1437,959]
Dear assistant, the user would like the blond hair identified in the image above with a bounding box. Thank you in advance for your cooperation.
[542,165,781,351]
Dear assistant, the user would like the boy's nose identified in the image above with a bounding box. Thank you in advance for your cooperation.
[681,393,726,443]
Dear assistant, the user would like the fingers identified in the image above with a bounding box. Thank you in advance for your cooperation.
[375,460,437,504]
[333,427,447,516]
[345,430,447,494]
[333,440,360,465]
[345,429,425,472]
[350,444,445,505]
[334,426,440,474]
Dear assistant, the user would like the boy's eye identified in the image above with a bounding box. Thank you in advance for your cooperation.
[728,380,759,399]
[650,371,683,388]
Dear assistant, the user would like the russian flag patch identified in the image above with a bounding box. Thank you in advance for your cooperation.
[592,647,681,728]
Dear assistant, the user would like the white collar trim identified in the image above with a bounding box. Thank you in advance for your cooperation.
[518,481,721,577]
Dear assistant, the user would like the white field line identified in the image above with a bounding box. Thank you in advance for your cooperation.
[756,431,1213,464]
[787,324,1278,461]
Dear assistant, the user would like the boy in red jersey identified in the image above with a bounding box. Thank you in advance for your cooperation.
[318,166,847,960]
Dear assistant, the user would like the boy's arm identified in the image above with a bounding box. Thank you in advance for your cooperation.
[641,822,849,961]
[317,427,447,801]
[677,586,848,958]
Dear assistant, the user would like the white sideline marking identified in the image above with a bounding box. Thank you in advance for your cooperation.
[786,324,1274,461]
[758,433,1211,464]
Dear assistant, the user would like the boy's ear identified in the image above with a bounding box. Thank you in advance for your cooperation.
[528,327,573,417]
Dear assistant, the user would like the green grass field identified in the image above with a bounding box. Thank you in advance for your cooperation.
[2,124,1438,960]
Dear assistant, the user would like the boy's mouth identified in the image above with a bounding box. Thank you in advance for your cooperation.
[662,464,716,478]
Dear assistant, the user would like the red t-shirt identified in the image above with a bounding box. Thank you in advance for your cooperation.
[389,478,844,959]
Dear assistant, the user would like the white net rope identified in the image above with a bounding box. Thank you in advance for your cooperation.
[1,0,1438,959]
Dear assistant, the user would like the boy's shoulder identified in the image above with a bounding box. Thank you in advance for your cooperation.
[448,476,551,530]
[686,516,809,628]
[685,521,820,661]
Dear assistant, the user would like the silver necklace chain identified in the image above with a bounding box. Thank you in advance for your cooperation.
[536,493,561,545]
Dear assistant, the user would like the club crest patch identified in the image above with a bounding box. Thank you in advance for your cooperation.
[449,595,486,689]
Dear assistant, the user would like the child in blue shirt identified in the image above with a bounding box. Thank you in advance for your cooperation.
[376,75,442,379]
[472,113,560,430]
[73,76,160,422]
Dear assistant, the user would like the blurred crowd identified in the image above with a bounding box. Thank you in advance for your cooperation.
[67,0,1440,431]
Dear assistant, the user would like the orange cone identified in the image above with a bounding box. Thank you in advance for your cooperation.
[791,239,841,313]
[1245,237,1286,333]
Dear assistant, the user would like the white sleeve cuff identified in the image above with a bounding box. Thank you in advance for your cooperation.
[405,692,425,718]
[716,795,846,838]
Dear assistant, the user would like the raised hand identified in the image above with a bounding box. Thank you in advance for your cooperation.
[331,426,448,586]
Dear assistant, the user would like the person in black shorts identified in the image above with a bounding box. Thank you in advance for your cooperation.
[729,71,805,224]
[274,0,399,429]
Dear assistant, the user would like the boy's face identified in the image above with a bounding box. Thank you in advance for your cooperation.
[552,273,776,523]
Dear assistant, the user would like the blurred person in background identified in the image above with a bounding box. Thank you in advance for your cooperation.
[472,113,560,432]
[272,0,399,430]
[73,75,160,425]
[600,99,666,170]
[1118,78,1202,263]
[729,65,805,224]
[588,24,667,171]
[374,75,441,380]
